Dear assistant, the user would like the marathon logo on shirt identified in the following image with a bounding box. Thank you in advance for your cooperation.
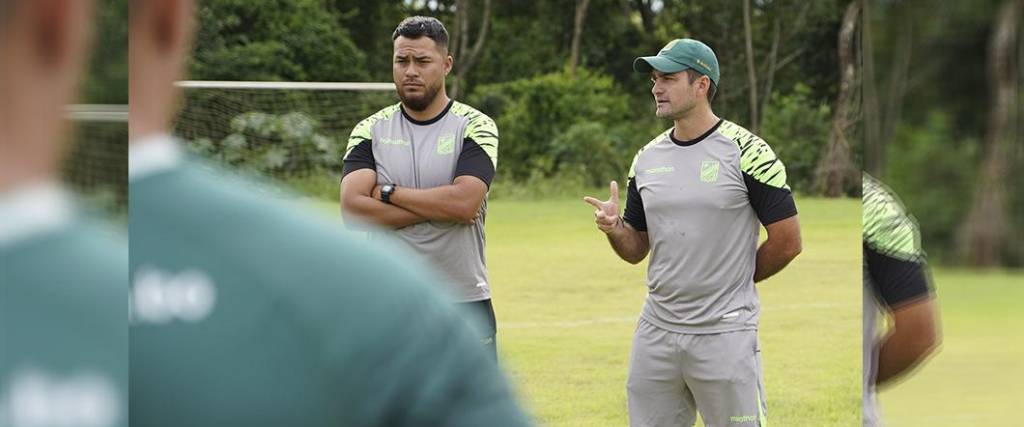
[130,266,217,325]
[0,368,121,427]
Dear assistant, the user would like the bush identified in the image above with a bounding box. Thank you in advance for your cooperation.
[883,112,980,263]
[187,111,340,176]
[760,83,833,194]
[469,69,645,185]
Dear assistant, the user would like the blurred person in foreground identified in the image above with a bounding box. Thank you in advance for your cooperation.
[128,1,531,426]
[0,1,127,427]
[862,173,941,427]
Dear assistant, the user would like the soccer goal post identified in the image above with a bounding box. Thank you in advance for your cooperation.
[171,80,398,194]
[63,104,129,216]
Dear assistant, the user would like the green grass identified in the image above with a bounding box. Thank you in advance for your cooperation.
[306,195,861,426]
[486,196,861,426]
[879,269,1024,426]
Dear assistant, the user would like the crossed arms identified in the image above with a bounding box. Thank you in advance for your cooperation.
[340,169,487,229]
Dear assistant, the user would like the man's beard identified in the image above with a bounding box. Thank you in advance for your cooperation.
[398,81,442,112]
[656,99,695,120]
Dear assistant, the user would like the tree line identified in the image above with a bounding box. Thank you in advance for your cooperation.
[74,0,1022,266]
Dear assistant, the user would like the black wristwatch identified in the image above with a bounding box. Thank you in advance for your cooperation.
[380,184,396,204]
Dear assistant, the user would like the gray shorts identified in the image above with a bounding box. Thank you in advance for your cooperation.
[627,317,767,427]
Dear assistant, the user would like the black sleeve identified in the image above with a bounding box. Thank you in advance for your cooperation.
[622,177,647,232]
[743,173,798,225]
[454,138,496,187]
[341,139,375,179]
[864,243,933,309]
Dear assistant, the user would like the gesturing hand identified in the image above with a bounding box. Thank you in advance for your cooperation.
[583,181,623,234]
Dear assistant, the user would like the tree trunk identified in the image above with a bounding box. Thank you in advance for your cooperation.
[461,0,490,79]
[880,16,912,153]
[861,0,882,176]
[760,2,810,121]
[760,14,781,122]
[450,0,463,59]
[570,0,593,78]
[872,2,913,173]
[634,0,654,34]
[814,0,860,197]
[743,0,760,133]
[958,0,1019,267]
[450,0,491,99]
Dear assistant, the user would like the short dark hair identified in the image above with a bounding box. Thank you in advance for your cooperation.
[393,16,449,51]
[684,69,717,103]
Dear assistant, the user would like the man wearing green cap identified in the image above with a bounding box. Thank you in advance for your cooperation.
[584,38,803,426]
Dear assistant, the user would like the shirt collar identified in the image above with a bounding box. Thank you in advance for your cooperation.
[0,181,75,246]
[129,133,183,181]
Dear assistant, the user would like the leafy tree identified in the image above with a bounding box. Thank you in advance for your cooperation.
[192,0,368,81]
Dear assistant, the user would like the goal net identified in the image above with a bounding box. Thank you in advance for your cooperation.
[63,104,128,217]
[171,81,398,199]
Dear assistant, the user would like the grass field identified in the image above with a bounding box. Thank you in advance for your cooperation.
[879,269,1024,426]
[309,194,861,426]
[485,196,861,426]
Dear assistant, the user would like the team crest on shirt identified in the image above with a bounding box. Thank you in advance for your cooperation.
[436,134,455,155]
[700,160,720,183]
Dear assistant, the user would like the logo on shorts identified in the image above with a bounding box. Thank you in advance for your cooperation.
[436,134,455,155]
[700,160,720,182]
[730,415,757,424]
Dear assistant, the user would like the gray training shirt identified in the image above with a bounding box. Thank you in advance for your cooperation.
[342,100,499,302]
[623,119,797,334]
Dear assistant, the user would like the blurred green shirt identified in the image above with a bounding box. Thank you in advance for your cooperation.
[128,135,531,427]
[1,183,128,427]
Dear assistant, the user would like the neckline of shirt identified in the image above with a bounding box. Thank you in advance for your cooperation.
[400,99,455,126]
[0,181,75,246]
[669,119,724,146]
[129,133,183,182]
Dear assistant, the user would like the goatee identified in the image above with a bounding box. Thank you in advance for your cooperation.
[399,82,442,112]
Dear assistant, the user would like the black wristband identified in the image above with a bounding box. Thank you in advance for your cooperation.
[380,184,396,204]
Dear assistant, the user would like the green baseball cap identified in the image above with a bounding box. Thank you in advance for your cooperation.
[633,38,720,85]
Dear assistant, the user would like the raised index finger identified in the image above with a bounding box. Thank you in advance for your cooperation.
[583,196,603,209]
